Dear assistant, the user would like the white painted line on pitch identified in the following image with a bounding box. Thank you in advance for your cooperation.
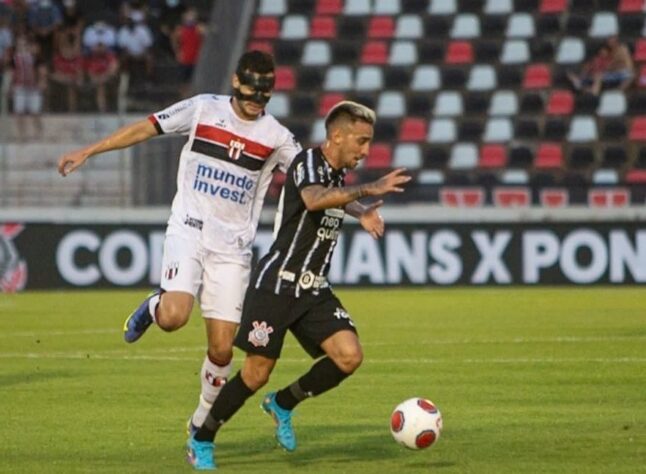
[0,352,644,364]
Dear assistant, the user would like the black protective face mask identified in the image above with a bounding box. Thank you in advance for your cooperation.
[233,70,275,106]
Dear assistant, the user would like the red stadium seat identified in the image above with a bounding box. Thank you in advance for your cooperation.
[634,39,646,62]
[625,169,646,183]
[246,41,273,54]
[540,189,569,207]
[618,0,644,13]
[479,145,507,168]
[546,90,574,115]
[274,66,296,90]
[493,187,531,207]
[252,17,280,39]
[638,64,646,88]
[310,16,336,38]
[367,16,395,38]
[364,143,393,168]
[316,0,343,15]
[523,64,552,89]
[399,118,427,141]
[588,188,630,207]
[535,143,563,168]
[319,92,345,116]
[445,41,474,64]
[361,41,388,64]
[629,116,646,140]
[539,0,567,13]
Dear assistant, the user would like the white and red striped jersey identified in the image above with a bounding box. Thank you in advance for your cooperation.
[149,94,301,258]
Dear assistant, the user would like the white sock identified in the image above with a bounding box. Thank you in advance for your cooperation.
[190,355,232,427]
[148,294,160,324]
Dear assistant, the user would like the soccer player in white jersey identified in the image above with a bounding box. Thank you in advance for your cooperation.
[57,50,301,441]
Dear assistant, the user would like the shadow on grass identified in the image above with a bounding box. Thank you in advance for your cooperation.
[0,370,75,388]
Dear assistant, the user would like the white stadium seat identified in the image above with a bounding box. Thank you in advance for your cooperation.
[488,90,518,116]
[374,0,401,14]
[258,0,286,15]
[467,65,497,91]
[434,91,463,116]
[556,37,585,64]
[484,0,512,14]
[428,0,456,15]
[593,169,619,184]
[324,66,353,90]
[411,65,441,91]
[597,91,627,117]
[506,13,535,38]
[376,91,405,118]
[568,116,598,142]
[589,12,619,37]
[301,41,331,65]
[310,118,326,143]
[280,15,308,39]
[389,41,417,65]
[428,119,457,143]
[344,0,371,15]
[265,92,289,117]
[449,143,478,169]
[500,40,530,64]
[483,118,513,142]
[355,66,383,90]
[417,170,445,184]
[450,14,481,38]
[393,144,422,168]
[395,15,423,38]
[501,169,529,184]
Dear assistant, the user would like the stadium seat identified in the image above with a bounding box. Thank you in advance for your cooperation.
[500,170,529,184]
[316,0,343,14]
[310,118,326,142]
[546,90,574,115]
[523,64,552,88]
[323,65,353,90]
[544,118,567,140]
[364,143,392,168]
[258,0,286,15]
[395,15,423,38]
[417,170,445,184]
[374,0,401,14]
[376,91,405,117]
[247,40,273,54]
[597,91,627,116]
[488,90,518,116]
[385,67,411,89]
[318,92,345,116]
[266,93,289,117]
[535,142,563,168]
[556,37,585,64]
[281,15,309,39]
[484,0,512,13]
[467,65,496,91]
[274,66,296,90]
[449,143,478,169]
[568,116,598,142]
[389,41,418,65]
[569,147,596,169]
[592,169,619,185]
[411,65,441,90]
[445,41,474,64]
[450,14,481,38]
[633,39,646,62]
[638,65,646,88]
[355,66,383,90]
[423,146,450,168]
[601,146,628,169]
[302,41,331,65]
[516,118,541,138]
[539,0,567,13]
[291,94,315,117]
[393,143,423,168]
[441,68,468,88]
[252,17,280,38]
[428,0,457,15]
[479,144,507,168]
[589,12,619,37]
[331,41,359,63]
[506,13,535,38]
[483,118,513,142]
[619,0,644,13]
[310,16,337,38]
[508,146,534,168]
[565,14,590,36]
[536,14,560,35]
[434,91,463,116]
[406,93,431,116]
[629,116,646,140]
[368,16,395,38]
[344,0,371,15]
[464,93,490,114]
[428,119,457,143]
[625,169,646,183]
[361,41,388,64]
[500,40,530,64]
[399,117,428,141]
[458,120,484,141]
[601,118,627,140]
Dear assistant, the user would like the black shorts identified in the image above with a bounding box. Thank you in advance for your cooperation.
[234,287,358,359]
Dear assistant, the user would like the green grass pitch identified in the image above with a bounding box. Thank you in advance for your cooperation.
[1,288,644,473]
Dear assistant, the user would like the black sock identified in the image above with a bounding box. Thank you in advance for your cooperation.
[275,357,350,411]
[194,371,255,442]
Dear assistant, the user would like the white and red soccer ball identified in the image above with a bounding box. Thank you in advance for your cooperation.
[390,398,443,450]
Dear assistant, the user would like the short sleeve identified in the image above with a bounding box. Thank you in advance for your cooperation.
[293,150,325,191]
[148,96,200,135]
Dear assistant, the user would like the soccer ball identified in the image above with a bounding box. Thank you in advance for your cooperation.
[390,397,443,450]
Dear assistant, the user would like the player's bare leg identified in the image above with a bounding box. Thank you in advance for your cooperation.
[123,290,193,343]
[188,319,238,434]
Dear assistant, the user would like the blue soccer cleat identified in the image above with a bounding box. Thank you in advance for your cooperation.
[186,435,216,470]
[261,392,296,452]
[123,290,159,343]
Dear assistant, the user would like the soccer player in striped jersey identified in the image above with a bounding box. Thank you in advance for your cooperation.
[57,51,301,468]
[188,101,410,469]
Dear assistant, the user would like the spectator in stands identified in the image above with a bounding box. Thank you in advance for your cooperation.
[82,19,117,52]
[84,40,118,112]
[9,32,47,138]
[171,6,204,98]
[27,0,62,62]
[158,0,186,56]
[117,9,153,87]
[60,0,84,34]
[568,37,634,95]
[51,15,83,111]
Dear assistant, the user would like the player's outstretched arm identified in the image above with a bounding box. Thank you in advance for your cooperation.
[301,168,411,212]
[57,119,159,177]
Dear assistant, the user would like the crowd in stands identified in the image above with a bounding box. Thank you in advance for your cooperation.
[0,0,206,115]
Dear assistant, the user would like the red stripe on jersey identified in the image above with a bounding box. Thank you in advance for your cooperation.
[148,115,164,134]
[195,124,274,159]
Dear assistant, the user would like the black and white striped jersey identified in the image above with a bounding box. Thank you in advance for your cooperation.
[252,147,346,297]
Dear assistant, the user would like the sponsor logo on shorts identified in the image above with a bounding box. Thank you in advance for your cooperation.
[164,261,179,280]
[334,307,355,327]
[184,215,203,230]
[248,320,274,347]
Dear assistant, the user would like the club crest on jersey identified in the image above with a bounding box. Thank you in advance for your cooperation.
[165,261,179,280]
[248,320,273,347]
[228,139,246,160]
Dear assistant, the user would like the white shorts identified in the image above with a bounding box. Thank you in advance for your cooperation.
[160,233,251,322]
